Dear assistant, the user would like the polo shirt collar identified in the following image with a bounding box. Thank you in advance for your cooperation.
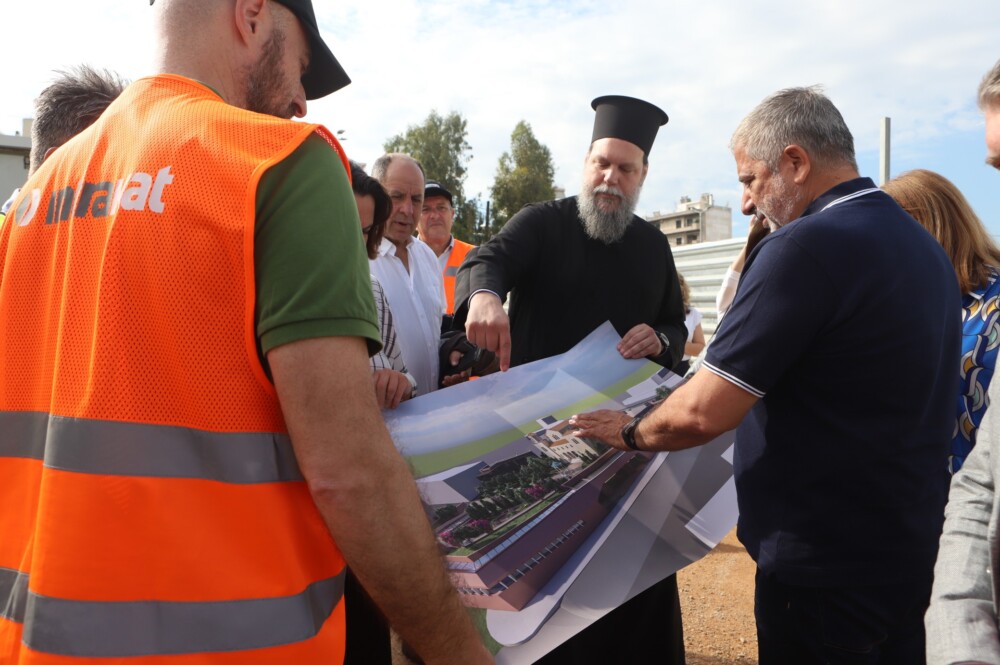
[800,177,878,218]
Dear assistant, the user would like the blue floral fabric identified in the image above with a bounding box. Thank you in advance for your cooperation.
[953,268,1000,473]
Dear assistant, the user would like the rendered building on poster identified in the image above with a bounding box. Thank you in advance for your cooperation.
[419,369,674,612]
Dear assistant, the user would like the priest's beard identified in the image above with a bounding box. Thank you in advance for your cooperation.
[578,183,641,244]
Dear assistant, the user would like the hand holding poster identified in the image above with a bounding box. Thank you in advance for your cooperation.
[384,322,737,662]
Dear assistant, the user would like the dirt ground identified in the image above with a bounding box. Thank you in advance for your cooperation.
[393,527,757,664]
[679,527,759,665]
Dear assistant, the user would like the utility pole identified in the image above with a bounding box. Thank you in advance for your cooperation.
[879,117,891,185]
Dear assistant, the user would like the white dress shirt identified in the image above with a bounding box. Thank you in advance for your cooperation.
[369,236,445,394]
[369,275,417,397]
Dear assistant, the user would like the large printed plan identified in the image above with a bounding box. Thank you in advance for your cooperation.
[384,322,738,662]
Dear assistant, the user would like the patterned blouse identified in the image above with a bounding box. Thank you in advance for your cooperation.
[952,267,1000,473]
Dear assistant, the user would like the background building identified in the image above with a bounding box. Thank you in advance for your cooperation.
[527,420,605,463]
[671,237,745,340]
[0,121,31,200]
[646,193,732,247]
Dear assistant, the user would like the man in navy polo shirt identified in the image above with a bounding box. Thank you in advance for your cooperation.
[572,86,960,663]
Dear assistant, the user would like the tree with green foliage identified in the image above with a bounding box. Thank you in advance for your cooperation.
[434,504,458,523]
[383,110,479,242]
[488,120,556,236]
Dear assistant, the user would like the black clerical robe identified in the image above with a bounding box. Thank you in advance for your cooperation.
[454,196,686,369]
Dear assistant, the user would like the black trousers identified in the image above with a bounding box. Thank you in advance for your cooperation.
[754,569,931,665]
[343,570,392,665]
[535,574,685,664]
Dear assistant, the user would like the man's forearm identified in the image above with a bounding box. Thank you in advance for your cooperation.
[311,434,483,662]
[269,337,489,663]
[637,369,757,451]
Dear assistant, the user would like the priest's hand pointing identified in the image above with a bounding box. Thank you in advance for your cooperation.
[465,291,512,371]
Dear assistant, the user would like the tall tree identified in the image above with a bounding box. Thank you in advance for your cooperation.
[488,121,556,237]
[383,110,478,242]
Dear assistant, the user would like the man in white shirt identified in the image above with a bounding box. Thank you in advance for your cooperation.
[369,153,446,394]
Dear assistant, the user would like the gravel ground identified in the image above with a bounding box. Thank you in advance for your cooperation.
[679,527,759,665]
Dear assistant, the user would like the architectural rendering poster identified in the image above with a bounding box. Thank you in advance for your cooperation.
[384,322,738,662]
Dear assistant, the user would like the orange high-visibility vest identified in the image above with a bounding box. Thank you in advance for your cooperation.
[443,238,476,315]
[0,75,351,664]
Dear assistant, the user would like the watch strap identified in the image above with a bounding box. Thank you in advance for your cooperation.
[621,414,644,450]
[655,331,670,357]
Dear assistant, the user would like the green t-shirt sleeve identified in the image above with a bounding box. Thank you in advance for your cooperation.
[254,132,381,361]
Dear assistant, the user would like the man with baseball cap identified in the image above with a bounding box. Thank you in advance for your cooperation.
[418,179,477,319]
[0,1,491,663]
[455,95,687,664]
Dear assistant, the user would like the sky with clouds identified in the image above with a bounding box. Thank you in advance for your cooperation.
[385,323,637,454]
[2,0,998,237]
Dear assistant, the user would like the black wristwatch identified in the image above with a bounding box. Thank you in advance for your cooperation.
[621,413,645,451]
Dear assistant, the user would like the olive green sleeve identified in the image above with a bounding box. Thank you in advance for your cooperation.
[254,133,381,363]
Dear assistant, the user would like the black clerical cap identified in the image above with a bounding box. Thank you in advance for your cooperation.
[274,0,351,99]
[590,95,669,156]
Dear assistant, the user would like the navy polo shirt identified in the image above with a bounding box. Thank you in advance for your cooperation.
[704,177,961,587]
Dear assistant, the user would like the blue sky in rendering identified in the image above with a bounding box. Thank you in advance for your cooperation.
[2,0,997,235]
[384,323,640,454]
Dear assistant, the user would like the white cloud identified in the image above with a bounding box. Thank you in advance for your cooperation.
[3,0,998,231]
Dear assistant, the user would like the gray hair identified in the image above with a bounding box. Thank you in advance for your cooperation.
[730,86,857,172]
[30,65,128,174]
[979,59,1000,111]
[370,153,424,183]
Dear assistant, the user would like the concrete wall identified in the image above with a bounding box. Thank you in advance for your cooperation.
[671,236,745,339]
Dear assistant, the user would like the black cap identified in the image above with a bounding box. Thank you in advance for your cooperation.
[274,0,350,99]
[591,95,669,156]
[424,180,453,204]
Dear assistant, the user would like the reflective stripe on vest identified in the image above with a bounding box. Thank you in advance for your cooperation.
[1,411,302,483]
[443,239,475,315]
[0,567,28,624]
[1,566,344,657]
